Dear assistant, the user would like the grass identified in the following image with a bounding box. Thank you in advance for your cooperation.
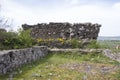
[0,51,120,80]
[98,40,120,49]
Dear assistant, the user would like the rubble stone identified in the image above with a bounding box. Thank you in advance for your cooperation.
[0,46,48,74]
[22,22,101,40]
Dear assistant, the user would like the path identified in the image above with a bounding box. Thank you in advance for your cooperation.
[50,48,120,63]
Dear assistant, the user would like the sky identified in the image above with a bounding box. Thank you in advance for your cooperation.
[0,0,120,36]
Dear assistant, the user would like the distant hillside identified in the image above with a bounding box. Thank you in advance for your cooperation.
[98,36,120,40]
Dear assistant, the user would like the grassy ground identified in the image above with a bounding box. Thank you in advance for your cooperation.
[98,40,120,49]
[0,51,120,80]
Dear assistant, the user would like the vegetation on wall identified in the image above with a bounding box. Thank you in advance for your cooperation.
[37,38,83,48]
[36,38,102,49]
[0,28,101,50]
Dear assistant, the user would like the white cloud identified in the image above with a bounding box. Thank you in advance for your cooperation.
[113,2,120,8]
[1,0,120,36]
[65,0,80,5]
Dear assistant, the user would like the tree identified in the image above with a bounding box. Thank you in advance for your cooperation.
[0,4,12,29]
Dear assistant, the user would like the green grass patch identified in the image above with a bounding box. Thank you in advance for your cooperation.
[98,40,120,49]
[0,52,120,80]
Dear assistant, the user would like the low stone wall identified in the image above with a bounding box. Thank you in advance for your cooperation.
[0,46,48,74]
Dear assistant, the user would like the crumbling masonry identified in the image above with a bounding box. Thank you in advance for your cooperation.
[22,22,101,40]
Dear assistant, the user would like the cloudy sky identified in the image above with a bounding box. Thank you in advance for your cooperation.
[0,0,120,36]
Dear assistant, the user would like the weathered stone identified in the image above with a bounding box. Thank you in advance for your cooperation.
[103,49,120,62]
[0,46,48,75]
[22,22,101,40]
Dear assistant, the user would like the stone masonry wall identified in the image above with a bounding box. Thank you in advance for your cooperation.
[22,22,101,40]
[0,46,48,74]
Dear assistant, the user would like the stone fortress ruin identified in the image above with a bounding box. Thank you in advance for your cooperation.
[0,22,101,74]
[22,22,101,40]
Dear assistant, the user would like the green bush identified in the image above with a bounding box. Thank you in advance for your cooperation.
[18,29,35,47]
[0,31,17,41]
[0,29,35,50]
[69,39,82,48]
[65,39,82,48]
[0,31,18,49]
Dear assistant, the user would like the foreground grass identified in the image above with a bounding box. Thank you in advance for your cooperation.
[0,51,120,80]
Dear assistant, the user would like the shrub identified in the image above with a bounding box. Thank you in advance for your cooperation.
[18,29,35,47]
[65,39,82,48]
[3,37,22,49]
[0,31,17,41]
[0,29,35,50]
[0,31,18,49]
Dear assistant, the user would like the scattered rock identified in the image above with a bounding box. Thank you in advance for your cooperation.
[19,70,22,74]
[48,73,53,76]
[45,66,49,69]
[32,73,42,77]
[61,62,119,75]
[103,49,120,62]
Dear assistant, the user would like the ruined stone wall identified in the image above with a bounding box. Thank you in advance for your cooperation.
[22,22,101,40]
[0,46,48,74]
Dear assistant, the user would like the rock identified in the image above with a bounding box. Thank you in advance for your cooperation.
[22,22,101,40]
[32,73,42,77]
[19,70,22,74]
[45,66,49,69]
[22,22,101,48]
[103,49,120,62]
[48,73,53,76]
[83,75,87,80]
[0,46,48,75]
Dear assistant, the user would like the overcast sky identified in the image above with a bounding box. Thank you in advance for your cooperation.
[0,0,120,36]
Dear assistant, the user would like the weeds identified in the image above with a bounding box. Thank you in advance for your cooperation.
[0,29,35,50]
[87,40,100,49]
